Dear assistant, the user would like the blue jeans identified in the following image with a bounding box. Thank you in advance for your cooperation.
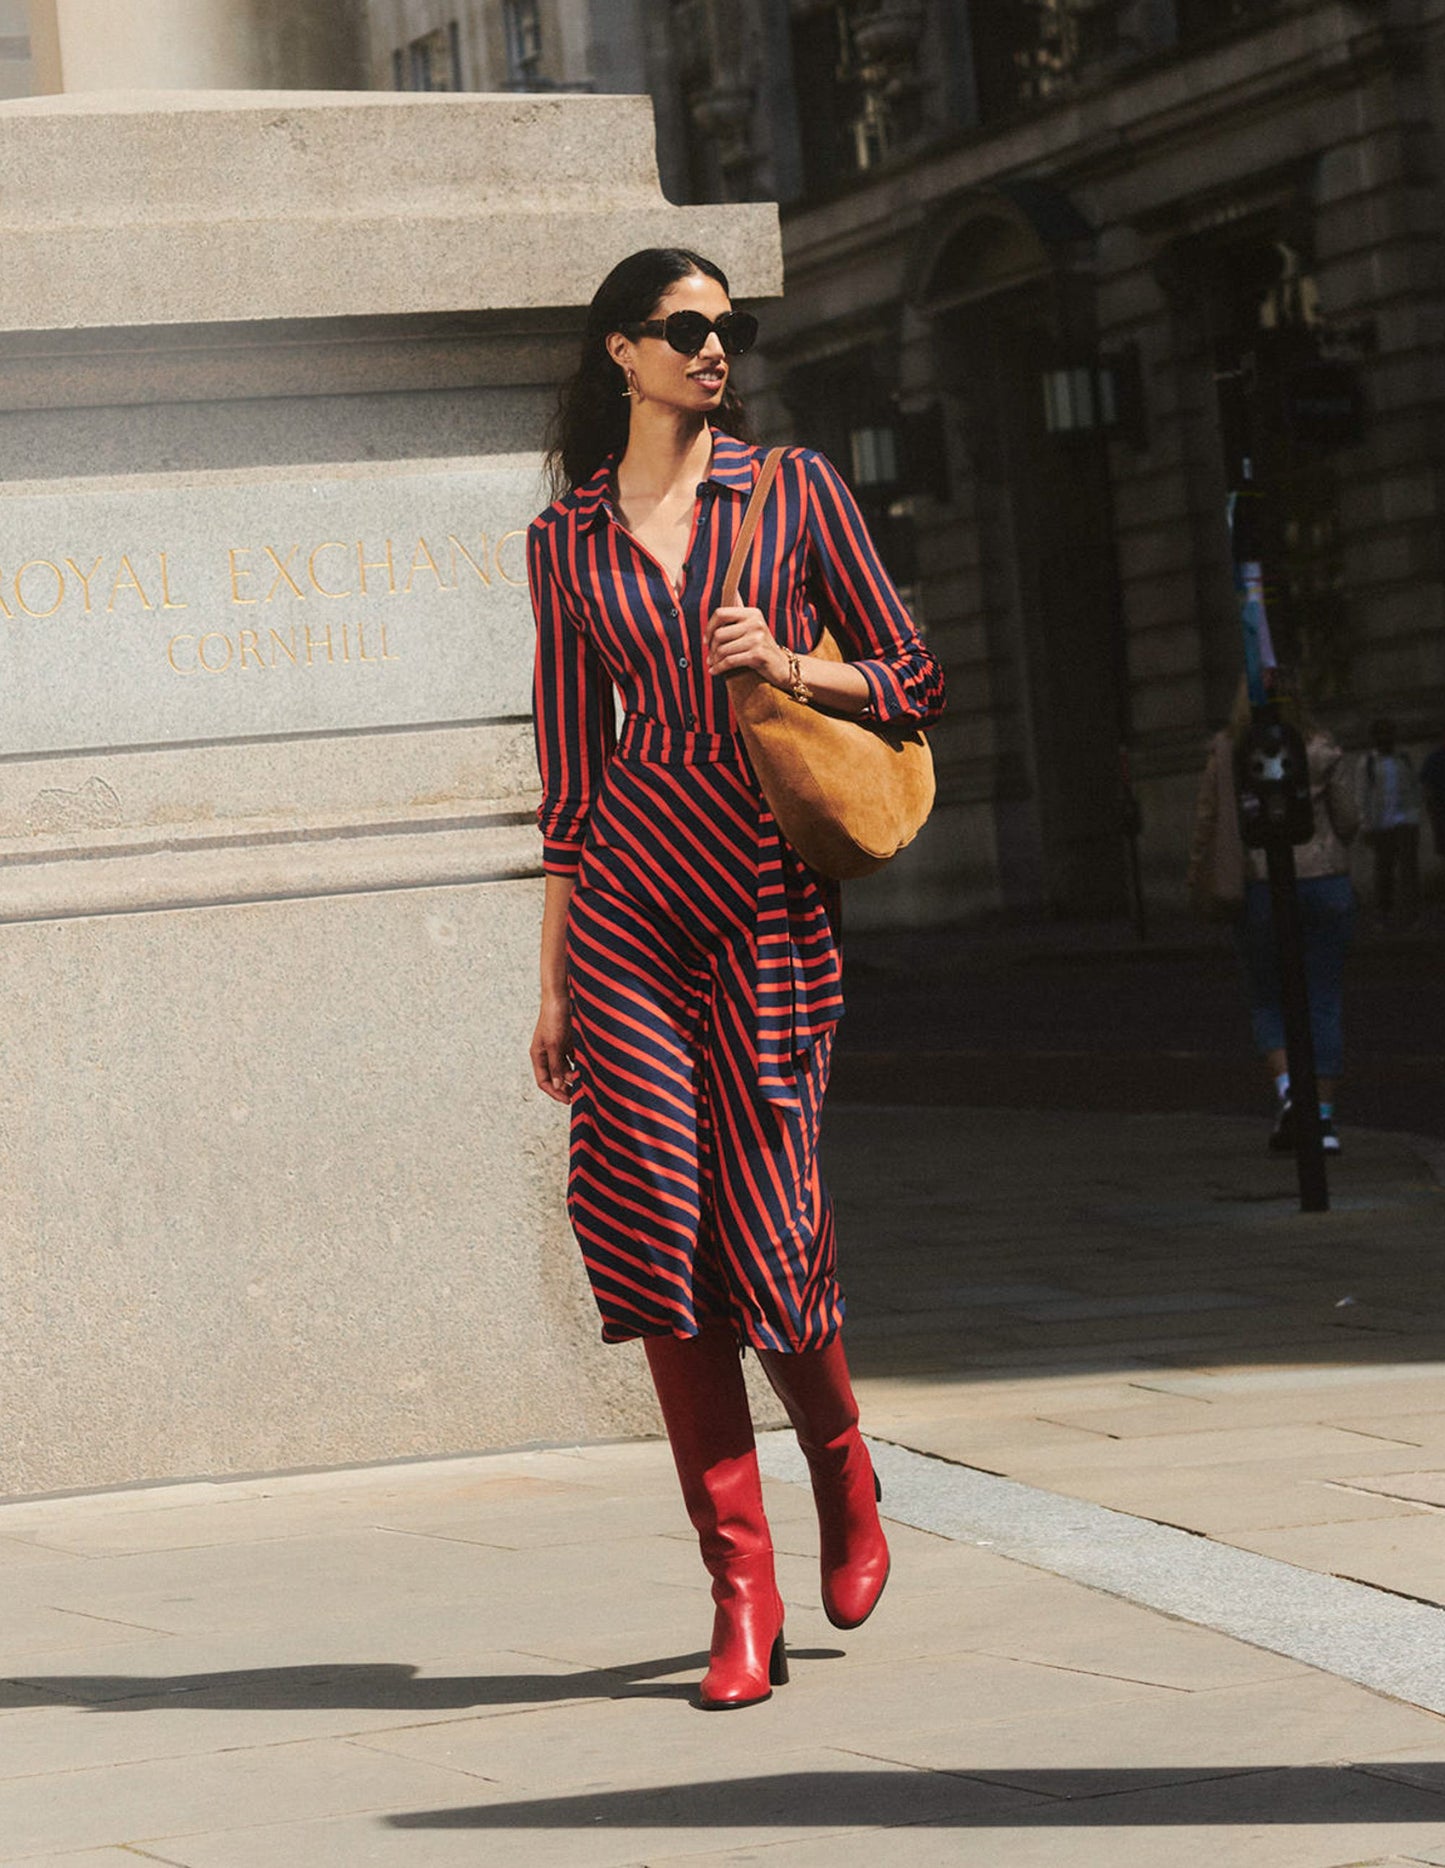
[1235,875,1355,1079]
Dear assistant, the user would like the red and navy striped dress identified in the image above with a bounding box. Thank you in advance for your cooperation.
[529,431,945,1352]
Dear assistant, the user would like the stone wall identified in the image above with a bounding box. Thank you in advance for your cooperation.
[0,91,781,1496]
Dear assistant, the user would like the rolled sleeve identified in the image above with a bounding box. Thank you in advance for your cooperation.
[803,451,946,729]
[529,519,616,877]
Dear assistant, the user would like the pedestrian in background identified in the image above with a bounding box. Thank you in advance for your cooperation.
[1359,718,1423,928]
[1188,680,1359,1154]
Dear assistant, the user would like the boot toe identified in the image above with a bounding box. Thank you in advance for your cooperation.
[824,1553,891,1630]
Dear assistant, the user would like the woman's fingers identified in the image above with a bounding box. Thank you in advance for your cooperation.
[530,1026,575,1103]
[706,607,784,680]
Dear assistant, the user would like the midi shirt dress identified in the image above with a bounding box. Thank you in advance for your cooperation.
[529,431,945,1353]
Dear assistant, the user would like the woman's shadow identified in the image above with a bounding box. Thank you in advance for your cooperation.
[2,1648,846,1715]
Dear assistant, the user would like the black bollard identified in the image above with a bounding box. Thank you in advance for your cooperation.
[1263,840,1329,1211]
[1238,710,1329,1213]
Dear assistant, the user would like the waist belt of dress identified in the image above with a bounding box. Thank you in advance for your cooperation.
[617,716,743,766]
[613,714,818,1105]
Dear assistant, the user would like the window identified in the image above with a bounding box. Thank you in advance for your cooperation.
[787,350,919,589]
[970,1,1120,122]
[404,25,462,92]
[505,0,543,88]
[790,4,877,197]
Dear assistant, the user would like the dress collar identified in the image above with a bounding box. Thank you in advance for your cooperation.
[573,427,761,530]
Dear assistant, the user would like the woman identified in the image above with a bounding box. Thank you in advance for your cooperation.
[527,248,945,1710]
[1188,680,1359,1153]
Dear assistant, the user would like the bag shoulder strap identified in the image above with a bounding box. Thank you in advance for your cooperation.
[721,447,787,609]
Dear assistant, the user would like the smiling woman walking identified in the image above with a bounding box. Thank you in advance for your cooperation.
[527,248,945,1710]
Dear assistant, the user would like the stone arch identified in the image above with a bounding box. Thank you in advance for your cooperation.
[908,179,1092,317]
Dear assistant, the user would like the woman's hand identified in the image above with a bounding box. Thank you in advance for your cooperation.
[705,605,790,688]
[531,993,576,1103]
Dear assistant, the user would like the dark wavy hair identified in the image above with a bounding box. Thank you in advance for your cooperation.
[545,247,754,497]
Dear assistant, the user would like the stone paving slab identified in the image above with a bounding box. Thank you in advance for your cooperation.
[1230,1517,1445,1601]
[974,1463,1433,1536]
[0,1731,495,1861]
[1342,1472,1445,1508]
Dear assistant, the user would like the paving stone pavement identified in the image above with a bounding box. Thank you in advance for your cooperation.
[3,1107,1444,1866]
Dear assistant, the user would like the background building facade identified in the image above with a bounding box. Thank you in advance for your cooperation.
[365,0,648,96]
[12,0,1444,924]
[1,0,33,95]
[625,0,1445,926]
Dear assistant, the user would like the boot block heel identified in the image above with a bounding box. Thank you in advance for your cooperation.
[768,1630,789,1687]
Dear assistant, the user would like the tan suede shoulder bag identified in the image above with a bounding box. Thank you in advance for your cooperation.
[722,447,935,881]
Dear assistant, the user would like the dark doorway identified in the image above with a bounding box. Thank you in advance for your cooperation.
[938,268,1130,916]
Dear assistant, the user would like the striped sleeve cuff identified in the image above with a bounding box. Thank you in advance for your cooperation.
[851,657,911,726]
[542,835,585,878]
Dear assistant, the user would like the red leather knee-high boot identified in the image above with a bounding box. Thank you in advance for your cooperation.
[757,1337,890,1630]
[644,1326,789,1710]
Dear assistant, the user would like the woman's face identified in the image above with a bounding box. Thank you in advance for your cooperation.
[607,271,732,416]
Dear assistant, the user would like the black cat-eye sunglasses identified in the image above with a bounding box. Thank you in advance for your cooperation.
[619,310,759,358]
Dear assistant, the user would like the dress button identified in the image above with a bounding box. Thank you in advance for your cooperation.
[669,606,679,618]
[678,656,689,669]
[685,711,697,727]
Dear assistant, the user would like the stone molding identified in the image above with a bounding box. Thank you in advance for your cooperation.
[0,802,540,923]
[0,90,783,332]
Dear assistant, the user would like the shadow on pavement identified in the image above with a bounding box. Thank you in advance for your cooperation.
[820,1100,1445,1387]
[1,1652,847,1714]
[385,1763,1445,1828]
[833,923,1445,1140]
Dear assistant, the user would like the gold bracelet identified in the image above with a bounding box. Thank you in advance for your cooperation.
[785,648,813,705]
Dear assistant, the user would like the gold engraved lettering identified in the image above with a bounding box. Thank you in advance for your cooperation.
[381,621,400,662]
[495,529,528,587]
[304,621,334,666]
[198,632,233,674]
[228,547,257,605]
[158,553,189,611]
[356,619,376,664]
[167,634,198,674]
[238,629,267,670]
[356,539,397,596]
[263,545,306,603]
[403,536,451,594]
[0,574,12,620]
[340,622,351,663]
[308,542,352,600]
[269,627,298,667]
[65,555,103,615]
[446,533,491,587]
[15,559,65,618]
[108,555,154,613]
